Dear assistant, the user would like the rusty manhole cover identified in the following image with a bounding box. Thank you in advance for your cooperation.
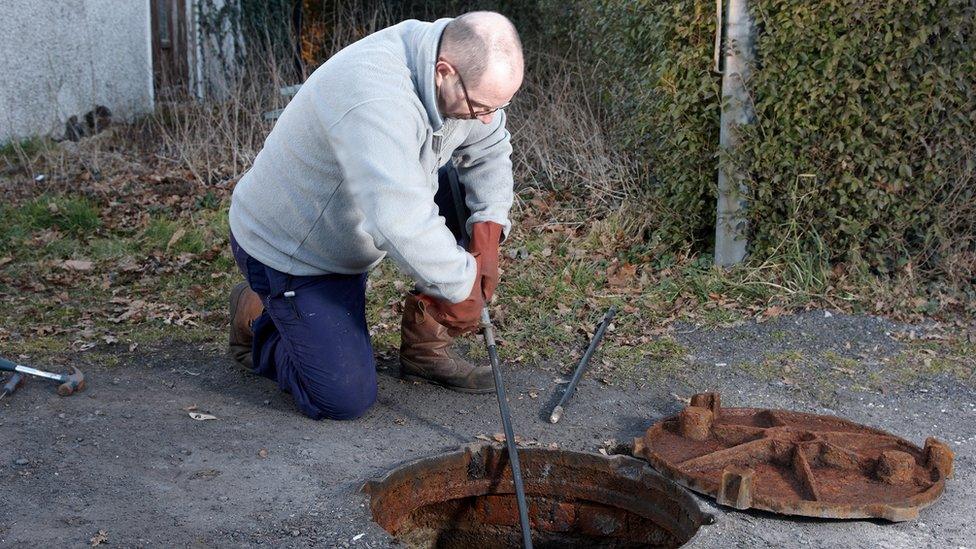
[363,442,711,548]
[633,393,953,521]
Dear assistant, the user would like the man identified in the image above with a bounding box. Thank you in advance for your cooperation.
[226,12,523,420]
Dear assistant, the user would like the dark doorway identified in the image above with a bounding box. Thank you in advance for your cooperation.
[150,0,190,99]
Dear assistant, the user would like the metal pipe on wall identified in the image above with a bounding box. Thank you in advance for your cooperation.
[714,0,755,266]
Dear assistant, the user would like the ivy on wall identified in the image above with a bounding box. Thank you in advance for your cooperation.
[738,0,975,278]
[561,0,974,282]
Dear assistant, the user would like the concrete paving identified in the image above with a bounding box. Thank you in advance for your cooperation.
[1,312,972,547]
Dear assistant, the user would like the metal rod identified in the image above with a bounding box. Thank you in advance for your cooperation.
[550,306,617,424]
[481,307,533,549]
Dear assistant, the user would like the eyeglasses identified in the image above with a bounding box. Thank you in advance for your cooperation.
[452,65,511,119]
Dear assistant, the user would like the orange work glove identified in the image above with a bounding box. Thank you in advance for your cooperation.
[418,277,484,336]
[468,221,503,302]
[419,221,503,336]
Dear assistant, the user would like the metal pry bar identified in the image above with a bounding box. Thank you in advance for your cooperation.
[549,305,617,424]
[481,307,534,549]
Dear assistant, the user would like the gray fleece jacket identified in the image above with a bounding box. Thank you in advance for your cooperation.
[228,18,514,303]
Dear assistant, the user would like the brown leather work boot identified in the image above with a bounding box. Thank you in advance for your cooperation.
[228,282,264,369]
[399,294,494,394]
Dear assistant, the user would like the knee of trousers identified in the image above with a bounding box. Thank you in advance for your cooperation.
[302,366,378,421]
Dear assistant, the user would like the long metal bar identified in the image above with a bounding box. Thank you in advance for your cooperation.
[549,306,617,424]
[481,307,533,549]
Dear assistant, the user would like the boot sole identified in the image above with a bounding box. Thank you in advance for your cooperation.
[400,373,496,394]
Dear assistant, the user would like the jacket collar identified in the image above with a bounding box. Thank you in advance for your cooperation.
[407,18,452,131]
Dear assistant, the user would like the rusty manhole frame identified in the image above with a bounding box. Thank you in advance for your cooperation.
[634,392,954,522]
[362,442,713,547]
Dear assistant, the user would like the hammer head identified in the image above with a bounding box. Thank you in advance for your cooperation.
[56,366,86,396]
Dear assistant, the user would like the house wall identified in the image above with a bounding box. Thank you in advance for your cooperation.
[0,0,154,143]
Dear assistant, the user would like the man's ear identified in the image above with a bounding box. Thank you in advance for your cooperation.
[435,59,456,77]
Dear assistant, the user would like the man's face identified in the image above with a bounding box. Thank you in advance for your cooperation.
[434,59,521,125]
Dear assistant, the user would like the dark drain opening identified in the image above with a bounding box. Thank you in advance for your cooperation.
[363,443,709,548]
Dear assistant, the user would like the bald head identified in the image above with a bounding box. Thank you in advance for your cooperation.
[439,11,524,90]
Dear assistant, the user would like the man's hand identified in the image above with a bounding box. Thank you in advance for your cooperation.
[419,221,502,336]
[418,283,484,336]
[469,221,503,301]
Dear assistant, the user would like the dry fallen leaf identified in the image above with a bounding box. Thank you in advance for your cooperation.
[90,530,108,546]
[166,227,186,250]
[607,262,637,288]
[188,412,217,421]
[61,259,94,271]
[258,448,269,459]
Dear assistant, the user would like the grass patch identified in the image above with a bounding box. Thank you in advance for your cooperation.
[364,262,412,355]
[141,217,207,255]
[41,236,86,260]
[602,336,688,383]
[0,195,101,254]
[21,195,102,234]
[0,335,73,360]
[738,351,804,381]
[0,137,49,166]
[822,350,859,372]
[89,237,135,260]
[880,338,976,387]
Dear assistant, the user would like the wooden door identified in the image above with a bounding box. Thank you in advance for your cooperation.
[150,0,190,99]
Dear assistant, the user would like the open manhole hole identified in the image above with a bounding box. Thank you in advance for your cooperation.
[362,442,711,548]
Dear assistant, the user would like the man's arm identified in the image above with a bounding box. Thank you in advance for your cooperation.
[327,100,477,303]
[453,110,515,239]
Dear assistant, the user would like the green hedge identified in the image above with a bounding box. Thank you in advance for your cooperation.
[565,0,975,280]
[740,0,975,276]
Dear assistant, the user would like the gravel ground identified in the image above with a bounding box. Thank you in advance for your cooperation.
[1,311,972,548]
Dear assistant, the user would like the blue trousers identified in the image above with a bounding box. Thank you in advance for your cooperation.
[231,164,470,420]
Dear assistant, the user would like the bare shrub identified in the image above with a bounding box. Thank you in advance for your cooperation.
[134,3,641,219]
[9,2,644,244]
[508,51,635,209]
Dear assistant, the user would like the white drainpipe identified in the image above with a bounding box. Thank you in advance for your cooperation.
[714,0,755,266]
